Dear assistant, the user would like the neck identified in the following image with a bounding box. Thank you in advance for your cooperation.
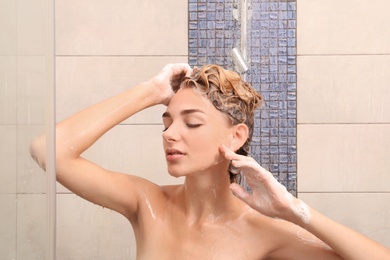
[180,166,238,224]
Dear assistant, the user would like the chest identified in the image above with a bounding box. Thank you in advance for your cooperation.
[136,219,268,260]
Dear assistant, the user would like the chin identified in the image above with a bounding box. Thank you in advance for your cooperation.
[167,167,195,178]
[167,169,184,178]
[167,163,220,178]
[166,164,188,178]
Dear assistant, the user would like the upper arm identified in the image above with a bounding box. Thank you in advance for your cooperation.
[56,156,158,220]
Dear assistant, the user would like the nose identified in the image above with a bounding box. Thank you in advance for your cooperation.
[162,123,180,142]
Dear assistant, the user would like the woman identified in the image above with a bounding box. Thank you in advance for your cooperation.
[31,64,390,259]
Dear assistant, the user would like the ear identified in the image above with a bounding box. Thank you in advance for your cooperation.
[231,123,249,152]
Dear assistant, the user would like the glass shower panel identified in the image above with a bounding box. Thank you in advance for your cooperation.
[0,0,55,259]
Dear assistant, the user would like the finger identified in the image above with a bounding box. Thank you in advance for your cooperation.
[230,183,253,205]
[232,161,276,187]
[185,67,193,77]
[169,64,192,91]
[177,63,191,70]
[232,159,271,175]
[231,159,260,171]
[219,144,242,161]
[160,63,190,79]
[170,63,191,75]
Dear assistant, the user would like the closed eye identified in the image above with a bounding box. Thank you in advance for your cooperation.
[163,123,201,132]
[187,123,202,128]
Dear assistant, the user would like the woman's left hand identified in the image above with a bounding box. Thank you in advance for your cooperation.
[220,145,311,224]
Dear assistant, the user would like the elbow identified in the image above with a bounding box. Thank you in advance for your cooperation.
[30,135,47,171]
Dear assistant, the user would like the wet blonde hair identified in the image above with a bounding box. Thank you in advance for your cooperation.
[180,64,262,183]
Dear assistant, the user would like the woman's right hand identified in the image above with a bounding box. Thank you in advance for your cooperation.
[148,63,192,105]
[220,145,309,224]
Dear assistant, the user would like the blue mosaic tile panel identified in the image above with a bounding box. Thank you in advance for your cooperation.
[188,0,297,196]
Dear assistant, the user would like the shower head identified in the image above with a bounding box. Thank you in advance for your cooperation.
[231,48,249,74]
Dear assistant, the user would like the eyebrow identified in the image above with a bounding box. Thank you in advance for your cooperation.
[162,109,205,118]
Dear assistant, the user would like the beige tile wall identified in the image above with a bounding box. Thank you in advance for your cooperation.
[298,55,390,123]
[297,0,390,248]
[0,0,49,258]
[0,126,17,194]
[56,194,134,259]
[0,194,17,259]
[16,194,47,259]
[54,0,188,259]
[0,56,17,123]
[0,0,16,56]
[297,0,390,55]
[56,0,188,56]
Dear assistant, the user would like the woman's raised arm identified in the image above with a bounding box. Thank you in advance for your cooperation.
[30,63,191,219]
[221,145,390,260]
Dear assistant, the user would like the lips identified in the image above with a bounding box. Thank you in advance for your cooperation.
[165,148,186,161]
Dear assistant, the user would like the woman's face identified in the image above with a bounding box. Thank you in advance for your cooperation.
[162,87,233,178]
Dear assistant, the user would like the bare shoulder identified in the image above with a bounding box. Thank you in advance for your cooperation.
[237,206,284,243]
[252,216,340,259]
[137,182,182,199]
[130,182,182,229]
[132,182,182,212]
[234,205,340,259]
[95,172,172,221]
